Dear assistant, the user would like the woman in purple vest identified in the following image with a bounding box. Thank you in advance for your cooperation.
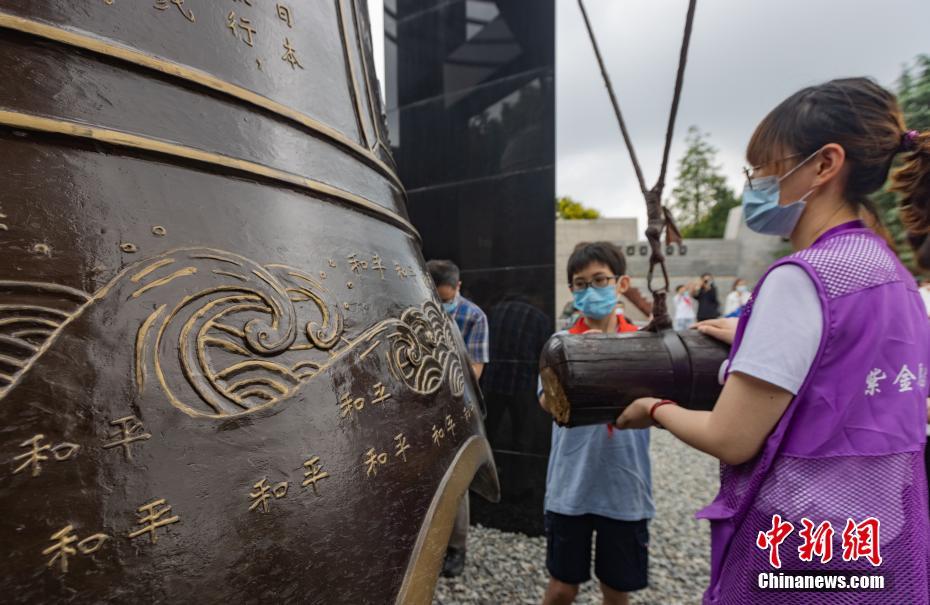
[617,78,930,604]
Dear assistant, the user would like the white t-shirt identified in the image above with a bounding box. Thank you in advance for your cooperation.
[726,265,930,436]
[674,292,696,321]
[724,290,751,316]
[726,264,823,395]
[919,286,930,318]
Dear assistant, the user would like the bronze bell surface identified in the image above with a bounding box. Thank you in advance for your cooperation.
[0,1,498,603]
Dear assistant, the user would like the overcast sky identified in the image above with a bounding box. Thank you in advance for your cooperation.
[369,1,930,229]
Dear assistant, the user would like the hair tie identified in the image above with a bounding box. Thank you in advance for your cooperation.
[900,129,920,153]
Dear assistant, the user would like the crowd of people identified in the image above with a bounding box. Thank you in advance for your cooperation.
[672,274,753,331]
[431,77,930,605]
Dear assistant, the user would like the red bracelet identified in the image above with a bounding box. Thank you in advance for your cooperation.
[649,399,677,428]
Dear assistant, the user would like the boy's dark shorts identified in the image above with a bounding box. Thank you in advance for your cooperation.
[544,511,649,592]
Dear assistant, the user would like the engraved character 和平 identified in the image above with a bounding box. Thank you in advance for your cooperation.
[431,425,445,446]
[371,382,391,405]
[127,498,180,543]
[102,415,152,461]
[43,525,109,573]
[249,478,289,513]
[394,433,410,462]
[339,392,365,418]
[364,448,387,477]
[302,456,330,494]
[13,434,79,477]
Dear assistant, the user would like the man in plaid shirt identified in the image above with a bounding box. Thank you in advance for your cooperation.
[427,259,489,578]
[427,260,490,377]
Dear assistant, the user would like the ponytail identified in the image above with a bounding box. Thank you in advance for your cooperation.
[891,130,930,233]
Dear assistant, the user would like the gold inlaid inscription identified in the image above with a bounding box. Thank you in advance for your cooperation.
[339,392,365,419]
[43,525,109,573]
[276,4,293,27]
[431,425,445,446]
[154,0,195,23]
[102,415,152,461]
[12,434,79,477]
[394,433,410,462]
[281,37,303,69]
[127,498,180,543]
[302,456,329,494]
[249,477,289,513]
[227,11,257,47]
[364,448,387,477]
[347,253,368,274]
[371,382,391,404]
[371,254,386,279]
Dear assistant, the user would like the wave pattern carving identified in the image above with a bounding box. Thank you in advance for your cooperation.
[0,248,466,419]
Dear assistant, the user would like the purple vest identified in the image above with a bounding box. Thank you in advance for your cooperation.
[697,221,930,604]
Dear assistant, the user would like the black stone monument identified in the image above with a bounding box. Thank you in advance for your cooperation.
[386,0,556,535]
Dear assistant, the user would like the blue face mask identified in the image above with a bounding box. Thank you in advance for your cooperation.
[741,150,820,237]
[572,285,618,320]
[442,298,458,314]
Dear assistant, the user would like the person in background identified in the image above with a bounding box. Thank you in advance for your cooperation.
[427,259,489,379]
[482,294,552,452]
[617,77,930,603]
[426,259,489,578]
[723,278,751,317]
[692,272,720,321]
[673,283,696,331]
[918,277,930,318]
[539,242,653,605]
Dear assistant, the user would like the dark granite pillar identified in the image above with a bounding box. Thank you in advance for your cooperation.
[386,0,556,536]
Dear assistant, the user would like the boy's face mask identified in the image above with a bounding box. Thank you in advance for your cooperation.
[572,285,618,320]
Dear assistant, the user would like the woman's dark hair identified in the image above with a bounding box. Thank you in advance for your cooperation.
[746,77,930,232]
[566,241,626,284]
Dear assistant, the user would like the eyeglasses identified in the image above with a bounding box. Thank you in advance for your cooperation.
[742,152,802,190]
[570,275,619,292]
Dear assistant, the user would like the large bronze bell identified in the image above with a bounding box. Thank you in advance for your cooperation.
[0,2,498,603]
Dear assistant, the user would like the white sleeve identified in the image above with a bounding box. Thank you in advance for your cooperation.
[728,264,823,395]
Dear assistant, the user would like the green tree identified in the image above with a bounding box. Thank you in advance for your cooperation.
[671,126,738,237]
[680,186,740,238]
[873,54,930,268]
[556,196,601,220]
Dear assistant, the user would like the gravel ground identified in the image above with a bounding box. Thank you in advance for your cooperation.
[433,429,720,605]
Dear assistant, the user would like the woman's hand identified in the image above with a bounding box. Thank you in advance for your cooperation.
[615,397,659,429]
[693,318,739,345]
